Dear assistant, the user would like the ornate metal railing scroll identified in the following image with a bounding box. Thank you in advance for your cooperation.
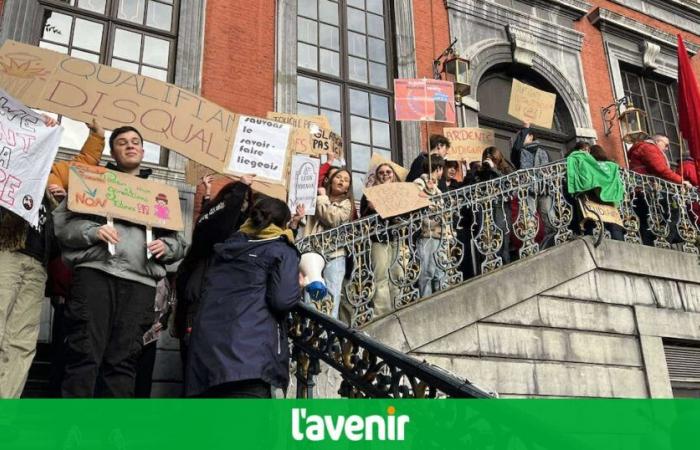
[289,302,492,399]
[296,162,700,327]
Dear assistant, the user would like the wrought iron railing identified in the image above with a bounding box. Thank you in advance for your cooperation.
[297,161,700,328]
[289,302,492,398]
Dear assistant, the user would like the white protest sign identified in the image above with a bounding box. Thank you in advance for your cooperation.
[227,116,291,182]
[288,154,320,215]
[0,88,62,226]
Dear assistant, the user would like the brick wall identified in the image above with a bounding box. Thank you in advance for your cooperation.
[412,0,457,144]
[577,1,700,164]
[200,0,276,118]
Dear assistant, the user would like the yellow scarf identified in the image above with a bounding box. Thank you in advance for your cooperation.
[239,219,295,245]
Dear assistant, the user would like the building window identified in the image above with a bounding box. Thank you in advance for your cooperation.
[621,69,680,161]
[664,340,700,398]
[38,0,178,165]
[296,0,396,199]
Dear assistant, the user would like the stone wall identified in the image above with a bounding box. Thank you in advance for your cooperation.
[362,238,700,398]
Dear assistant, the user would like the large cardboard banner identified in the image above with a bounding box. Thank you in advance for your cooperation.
[443,127,495,163]
[68,164,184,231]
[287,154,320,215]
[0,89,63,226]
[394,79,456,123]
[507,79,557,129]
[363,182,430,219]
[0,40,236,173]
[365,152,409,187]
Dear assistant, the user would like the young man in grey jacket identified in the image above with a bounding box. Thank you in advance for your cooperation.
[53,126,186,397]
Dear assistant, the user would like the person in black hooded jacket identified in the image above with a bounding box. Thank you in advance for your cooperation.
[185,196,301,398]
[173,175,254,369]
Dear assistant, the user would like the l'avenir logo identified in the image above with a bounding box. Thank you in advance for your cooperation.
[291,406,410,442]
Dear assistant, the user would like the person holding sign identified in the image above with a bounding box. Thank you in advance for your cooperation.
[360,164,405,317]
[511,124,556,248]
[53,126,186,398]
[186,197,300,398]
[302,169,354,319]
[413,155,451,297]
[0,114,64,398]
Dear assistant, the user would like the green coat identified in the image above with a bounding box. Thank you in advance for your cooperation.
[566,151,624,206]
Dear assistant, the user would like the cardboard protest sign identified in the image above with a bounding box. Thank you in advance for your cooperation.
[0,89,62,226]
[68,164,183,231]
[443,127,495,163]
[580,196,623,227]
[0,40,236,173]
[394,79,456,123]
[287,154,320,215]
[365,152,409,187]
[267,112,343,158]
[507,79,556,129]
[226,115,291,183]
[363,182,430,219]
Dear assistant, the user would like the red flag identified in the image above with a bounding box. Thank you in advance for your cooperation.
[677,35,700,183]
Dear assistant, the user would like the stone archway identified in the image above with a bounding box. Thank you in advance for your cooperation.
[463,40,595,138]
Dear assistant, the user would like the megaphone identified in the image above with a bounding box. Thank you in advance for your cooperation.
[299,252,327,301]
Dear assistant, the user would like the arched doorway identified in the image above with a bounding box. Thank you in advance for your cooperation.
[476,64,577,164]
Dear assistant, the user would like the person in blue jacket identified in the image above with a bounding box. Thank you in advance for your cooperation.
[185,196,301,398]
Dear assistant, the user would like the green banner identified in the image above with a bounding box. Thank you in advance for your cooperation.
[0,399,698,449]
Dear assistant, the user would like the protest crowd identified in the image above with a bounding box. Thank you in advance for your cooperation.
[1,41,698,400]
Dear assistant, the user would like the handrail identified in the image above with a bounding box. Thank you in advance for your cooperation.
[289,302,493,398]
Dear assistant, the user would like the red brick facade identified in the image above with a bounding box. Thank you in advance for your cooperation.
[200,0,276,118]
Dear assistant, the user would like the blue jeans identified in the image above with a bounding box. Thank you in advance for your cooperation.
[417,238,445,297]
[323,257,345,318]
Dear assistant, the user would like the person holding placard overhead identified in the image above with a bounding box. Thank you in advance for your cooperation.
[52,126,186,398]
[302,168,354,318]
[511,123,556,248]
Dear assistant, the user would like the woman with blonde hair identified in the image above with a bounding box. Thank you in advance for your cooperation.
[360,163,405,317]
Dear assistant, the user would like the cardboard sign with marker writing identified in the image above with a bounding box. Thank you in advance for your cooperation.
[363,182,430,219]
[507,79,556,129]
[266,112,342,158]
[443,127,495,163]
[0,40,237,173]
[68,165,183,231]
[365,152,409,186]
[580,197,623,226]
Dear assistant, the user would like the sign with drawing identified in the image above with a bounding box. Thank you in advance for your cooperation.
[507,79,557,129]
[287,154,320,215]
[0,88,62,226]
[67,164,183,231]
[394,79,456,123]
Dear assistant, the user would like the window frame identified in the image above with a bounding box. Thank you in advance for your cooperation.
[296,0,399,181]
[620,66,682,161]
